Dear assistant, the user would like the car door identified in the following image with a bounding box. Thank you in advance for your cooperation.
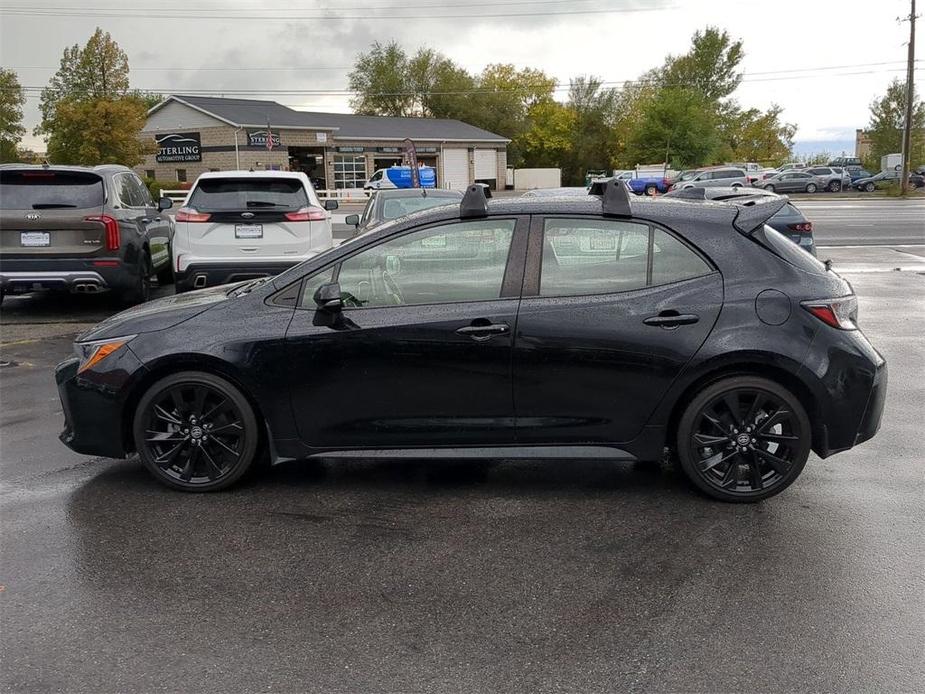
[111,173,151,259]
[131,174,171,272]
[512,215,722,444]
[777,173,799,192]
[285,216,528,449]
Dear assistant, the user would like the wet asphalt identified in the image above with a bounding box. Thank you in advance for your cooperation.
[1,236,924,691]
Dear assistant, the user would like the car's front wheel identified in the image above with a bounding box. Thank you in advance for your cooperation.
[864,182,875,192]
[133,371,260,491]
[763,184,775,193]
[676,376,811,502]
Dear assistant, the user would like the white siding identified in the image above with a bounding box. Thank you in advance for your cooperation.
[145,100,226,131]
[474,149,497,180]
[442,148,470,190]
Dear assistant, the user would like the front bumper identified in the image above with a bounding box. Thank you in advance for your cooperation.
[55,345,147,459]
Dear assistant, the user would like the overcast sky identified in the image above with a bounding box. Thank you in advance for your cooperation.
[2,0,921,155]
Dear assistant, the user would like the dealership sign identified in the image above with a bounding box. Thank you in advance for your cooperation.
[154,132,201,163]
[247,130,281,149]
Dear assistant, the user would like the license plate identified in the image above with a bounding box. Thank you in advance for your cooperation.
[21,232,50,247]
[235,224,263,239]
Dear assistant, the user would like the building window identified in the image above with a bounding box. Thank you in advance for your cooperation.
[176,169,187,183]
[144,170,155,179]
[332,155,366,189]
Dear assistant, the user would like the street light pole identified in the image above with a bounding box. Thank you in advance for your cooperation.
[900,0,916,195]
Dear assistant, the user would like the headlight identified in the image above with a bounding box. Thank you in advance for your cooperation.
[74,336,136,373]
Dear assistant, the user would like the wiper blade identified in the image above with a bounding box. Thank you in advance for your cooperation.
[245,201,285,208]
[32,203,77,209]
[228,277,271,297]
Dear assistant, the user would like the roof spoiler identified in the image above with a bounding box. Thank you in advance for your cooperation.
[670,187,707,200]
[460,183,491,218]
[732,196,788,234]
[588,177,632,217]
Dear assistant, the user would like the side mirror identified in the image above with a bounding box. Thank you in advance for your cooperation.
[158,196,173,211]
[313,282,343,311]
[344,214,360,227]
[324,199,339,211]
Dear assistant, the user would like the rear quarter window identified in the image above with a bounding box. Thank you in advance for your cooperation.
[188,178,309,211]
[755,224,826,274]
[0,170,105,210]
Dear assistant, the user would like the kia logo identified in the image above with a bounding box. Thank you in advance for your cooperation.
[240,212,255,219]
[25,212,40,221]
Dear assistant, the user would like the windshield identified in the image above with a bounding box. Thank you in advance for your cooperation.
[187,178,309,211]
[0,170,105,210]
[677,171,699,181]
[381,196,460,220]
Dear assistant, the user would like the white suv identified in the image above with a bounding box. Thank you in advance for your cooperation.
[173,171,336,292]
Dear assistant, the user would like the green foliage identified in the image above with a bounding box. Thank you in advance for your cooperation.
[0,68,26,163]
[36,28,152,165]
[142,176,162,199]
[866,79,925,166]
[718,104,796,165]
[658,27,744,101]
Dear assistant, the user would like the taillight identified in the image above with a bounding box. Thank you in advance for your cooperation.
[176,207,211,223]
[285,206,326,222]
[788,222,813,233]
[801,296,858,330]
[85,215,120,250]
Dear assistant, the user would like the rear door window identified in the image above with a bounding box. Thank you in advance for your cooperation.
[0,170,105,210]
[381,196,458,220]
[188,178,309,211]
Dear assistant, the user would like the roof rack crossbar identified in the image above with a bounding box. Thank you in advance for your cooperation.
[460,183,490,218]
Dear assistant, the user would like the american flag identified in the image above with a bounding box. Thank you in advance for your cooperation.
[266,120,274,151]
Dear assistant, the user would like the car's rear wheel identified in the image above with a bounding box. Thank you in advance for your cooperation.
[133,371,260,492]
[122,253,152,305]
[828,180,842,192]
[763,184,775,193]
[644,184,658,196]
[676,376,811,502]
[805,183,818,193]
[864,182,875,192]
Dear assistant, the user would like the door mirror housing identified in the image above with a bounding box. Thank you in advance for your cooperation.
[158,196,174,211]
[323,199,339,211]
[313,282,344,311]
[344,214,360,227]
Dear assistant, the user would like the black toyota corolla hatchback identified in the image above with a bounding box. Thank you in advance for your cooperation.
[55,181,886,502]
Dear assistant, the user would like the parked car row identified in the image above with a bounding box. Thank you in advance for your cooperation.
[0,165,338,304]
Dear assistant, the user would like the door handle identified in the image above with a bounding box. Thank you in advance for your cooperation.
[456,322,510,340]
[644,311,699,328]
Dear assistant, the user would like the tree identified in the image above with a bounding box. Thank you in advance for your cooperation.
[46,97,152,166]
[37,28,152,165]
[520,99,575,168]
[348,41,416,116]
[0,68,26,162]
[658,27,744,101]
[718,105,796,165]
[38,28,131,134]
[866,79,925,166]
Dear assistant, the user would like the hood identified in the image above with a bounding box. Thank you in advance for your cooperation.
[77,283,235,342]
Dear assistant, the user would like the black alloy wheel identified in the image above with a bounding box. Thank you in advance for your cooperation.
[676,376,811,502]
[134,371,259,491]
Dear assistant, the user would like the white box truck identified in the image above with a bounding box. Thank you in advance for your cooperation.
[881,153,902,172]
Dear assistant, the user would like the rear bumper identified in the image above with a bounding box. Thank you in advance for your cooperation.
[0,258,137,294]
[175,261,301,292]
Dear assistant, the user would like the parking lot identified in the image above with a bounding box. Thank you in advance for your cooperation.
[1,198,923,693]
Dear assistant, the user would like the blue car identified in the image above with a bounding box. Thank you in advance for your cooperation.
[614,171,671,196]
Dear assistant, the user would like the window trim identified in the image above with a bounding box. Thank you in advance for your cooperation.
[288,216,529,311]
[113,172,145,209]
[525,214,717,300]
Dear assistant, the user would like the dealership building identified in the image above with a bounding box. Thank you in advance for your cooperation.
[138,95,510,190]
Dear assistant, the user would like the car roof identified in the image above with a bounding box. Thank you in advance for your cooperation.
[665,186,780,201]
[0,163,132,175]
[373,188,463,199]
[196,170,309,180]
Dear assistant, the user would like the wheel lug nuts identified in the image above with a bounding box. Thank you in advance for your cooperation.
[751,438,757,443]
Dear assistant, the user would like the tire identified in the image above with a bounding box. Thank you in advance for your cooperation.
[805,183,818,193]
[827,180,841,192]
[763,184,775,193]
[731,183,742,189]
[864,182,875,192]
[675,376,811,503]
[156,256,174,286]
[644,184,658,196]
[122,253,152,305]
[133,371,260,492]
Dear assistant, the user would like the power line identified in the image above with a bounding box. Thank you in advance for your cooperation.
[0,0,604,10]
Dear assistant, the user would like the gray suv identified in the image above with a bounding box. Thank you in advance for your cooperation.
[805,166,850,192]
[0,164,174,304]
[669,167,748,191]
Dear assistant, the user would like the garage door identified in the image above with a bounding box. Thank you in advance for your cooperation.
[442,148,469,189]
[474,149,497,181]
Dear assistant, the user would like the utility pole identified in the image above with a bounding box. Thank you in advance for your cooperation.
[900,0,916,195]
